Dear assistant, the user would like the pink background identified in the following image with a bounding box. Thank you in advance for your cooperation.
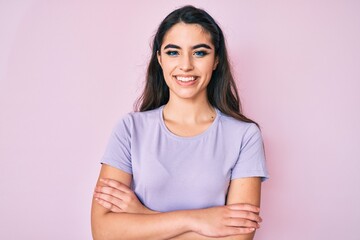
[1,1,359,239]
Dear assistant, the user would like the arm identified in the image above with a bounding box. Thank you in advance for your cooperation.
[91,164,260,240]
[226,177,262,240]
[91,164,192,240]
[169,177,262,240]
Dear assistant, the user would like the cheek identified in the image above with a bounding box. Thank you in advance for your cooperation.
[161,61,176,76]
[198,60,216,75]
[161,62,176,85]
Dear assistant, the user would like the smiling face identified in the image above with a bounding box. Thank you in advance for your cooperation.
[157,22,218,102]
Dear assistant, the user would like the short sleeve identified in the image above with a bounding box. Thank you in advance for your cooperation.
[100,114,133,174]
[231,124,269,181]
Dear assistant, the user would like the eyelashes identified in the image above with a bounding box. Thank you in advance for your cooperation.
[194,51,209,57]
[165,51,179,56]
[164,50,210,57]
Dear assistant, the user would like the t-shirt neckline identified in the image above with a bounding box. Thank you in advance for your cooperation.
[159,105,221,141]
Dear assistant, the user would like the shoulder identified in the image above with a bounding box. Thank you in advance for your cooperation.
[218,111,261,138]
[130,107,160,121]
[113,107,161,132]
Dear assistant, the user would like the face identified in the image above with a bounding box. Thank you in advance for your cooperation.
[157,22,218,102]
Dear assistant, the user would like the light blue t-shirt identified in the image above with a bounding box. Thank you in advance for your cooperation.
[101,105,268,212]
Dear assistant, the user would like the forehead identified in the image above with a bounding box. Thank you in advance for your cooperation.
[162,22,213,48]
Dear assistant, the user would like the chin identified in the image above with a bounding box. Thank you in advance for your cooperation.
[169,88,207,101]
[174,92,204,101]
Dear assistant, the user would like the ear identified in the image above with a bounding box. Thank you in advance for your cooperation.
[157,50,162,68]
[213,56,219,70]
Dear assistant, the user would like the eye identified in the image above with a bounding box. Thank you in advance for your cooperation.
[194,51,209,57]
[165,51,179,56]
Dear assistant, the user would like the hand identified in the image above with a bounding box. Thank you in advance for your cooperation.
[191,203,262,238]
[93,178,153,214]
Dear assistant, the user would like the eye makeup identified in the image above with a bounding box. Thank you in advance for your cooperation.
[193,51,209,57]
[162,43,212,58]
[165,50,209,57]
[165,50,179,56]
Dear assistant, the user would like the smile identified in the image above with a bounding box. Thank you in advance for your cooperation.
[175,75,198,82]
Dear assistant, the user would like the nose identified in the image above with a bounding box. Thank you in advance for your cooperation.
[179,54,194,71]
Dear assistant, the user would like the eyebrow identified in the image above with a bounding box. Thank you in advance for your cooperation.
[163,43,212,50]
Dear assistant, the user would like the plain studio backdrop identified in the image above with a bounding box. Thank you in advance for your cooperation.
[0,1,359,239]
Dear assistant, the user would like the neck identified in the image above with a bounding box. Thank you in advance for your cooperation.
[163,96,216,124]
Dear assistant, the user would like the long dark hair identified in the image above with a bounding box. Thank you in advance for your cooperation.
[134,5,257,125]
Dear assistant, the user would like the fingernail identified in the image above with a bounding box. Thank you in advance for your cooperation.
[250,228,255,231]
[99,178,105,182]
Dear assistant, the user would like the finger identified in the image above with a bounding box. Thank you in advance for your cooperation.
[223,226,256,236]
[227,203,260,213]
[95,186,127,200]
[94,192,123,207]
[226,218,260,229]
[94,197,122,213]
[228,210,262,223]
[100,178,131,193]
[94,191,122,205]
[94,192,130,211]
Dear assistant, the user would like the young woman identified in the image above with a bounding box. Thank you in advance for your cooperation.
[91,5,268,240]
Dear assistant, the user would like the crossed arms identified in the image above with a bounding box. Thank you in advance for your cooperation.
[91,164,262,240]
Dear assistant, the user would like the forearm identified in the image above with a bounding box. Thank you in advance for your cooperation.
[170,231,255,240]
[92,175,261,239]
[92,210,193,240]
[118,209,256,240]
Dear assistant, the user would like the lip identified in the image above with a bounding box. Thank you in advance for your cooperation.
[173,75,198,86]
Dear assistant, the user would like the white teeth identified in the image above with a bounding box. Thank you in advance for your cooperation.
[176,76,196,82]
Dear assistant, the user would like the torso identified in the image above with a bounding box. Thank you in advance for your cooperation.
[125,105,261,212]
